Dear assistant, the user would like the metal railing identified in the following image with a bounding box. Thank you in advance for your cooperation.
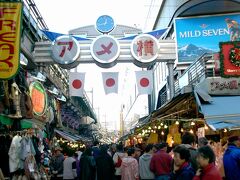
[174,53,215,95]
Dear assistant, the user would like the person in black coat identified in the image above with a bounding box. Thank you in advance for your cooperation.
[96,144,115,180]
[79,147,96,180]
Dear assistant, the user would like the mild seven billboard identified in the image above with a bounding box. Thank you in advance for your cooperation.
[175,13,240,63]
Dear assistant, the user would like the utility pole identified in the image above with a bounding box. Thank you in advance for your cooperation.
[120,105,124,136]
[95,107,100,121]
[103,113,107,132]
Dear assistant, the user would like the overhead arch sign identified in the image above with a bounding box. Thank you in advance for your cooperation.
[50,34,160,69]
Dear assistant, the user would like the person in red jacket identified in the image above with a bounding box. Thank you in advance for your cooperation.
[150,142,172,179]
[193,145,221,180]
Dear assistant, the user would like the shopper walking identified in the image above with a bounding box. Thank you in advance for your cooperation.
[139,144,155,180]
[121,147,139,180]
[63,150,77,180]
[223,135,240,180]
[79,147,96,180]
[150,142,172,180]
[95,144,115,180]
[181,132,198,171]
[170,145,195,180]
[49,147,64,180]
[113,143,127,180]
[193,145,221,180]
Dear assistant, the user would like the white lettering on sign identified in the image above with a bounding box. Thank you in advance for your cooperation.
[179,28,229,38]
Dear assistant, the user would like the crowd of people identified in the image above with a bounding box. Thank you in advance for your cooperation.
[48,132,240,180]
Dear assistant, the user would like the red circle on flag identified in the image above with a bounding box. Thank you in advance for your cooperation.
[72,79,82,89]
[140,78,149,87]
[106,78,115,87]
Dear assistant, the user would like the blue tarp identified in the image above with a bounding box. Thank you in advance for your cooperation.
[195,95,240,130]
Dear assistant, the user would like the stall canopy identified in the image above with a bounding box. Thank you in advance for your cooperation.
[55,129,80,142]
[54,129,92,142]
[195,94,240,130]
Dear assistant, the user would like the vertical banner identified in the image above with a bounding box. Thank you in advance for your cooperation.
[0,2,22,79]
[69,72,85,97]
[102,72,119,94]
[135,70,153,95]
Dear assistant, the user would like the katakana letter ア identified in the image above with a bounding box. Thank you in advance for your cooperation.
[57,41,73,57]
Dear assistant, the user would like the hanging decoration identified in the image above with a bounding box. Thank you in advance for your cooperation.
[230,47,240,67]
[219,41,240,77]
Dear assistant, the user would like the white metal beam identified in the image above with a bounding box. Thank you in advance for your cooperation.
[33,40,176,64]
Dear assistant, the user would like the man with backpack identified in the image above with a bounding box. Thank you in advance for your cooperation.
[113,143,127,180]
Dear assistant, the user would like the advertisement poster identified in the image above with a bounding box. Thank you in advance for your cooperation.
[175,13,240,63]
[30,81,48,117]
[220,41,240,76]
[0,2,22,79]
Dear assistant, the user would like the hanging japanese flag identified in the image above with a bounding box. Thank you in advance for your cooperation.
[135,70,153,95]
[69,72,85,97]
[102,72,119,94]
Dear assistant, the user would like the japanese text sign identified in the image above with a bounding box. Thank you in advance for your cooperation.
[0,2,22,79]
[91,35,120,68]
[131,34,159,66]
[51,35,80,65]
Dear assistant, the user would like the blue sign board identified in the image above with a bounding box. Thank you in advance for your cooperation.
[175,13,240,62]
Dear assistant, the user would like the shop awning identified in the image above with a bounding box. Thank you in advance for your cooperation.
[195,94,240,130]
[0,115,13,125]
[20,119,46,129]
[55,129,81,142]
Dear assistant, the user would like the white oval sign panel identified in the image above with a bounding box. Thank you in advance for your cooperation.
[131,34,159,64]
[91,35,120,68]
[51,35,80,65]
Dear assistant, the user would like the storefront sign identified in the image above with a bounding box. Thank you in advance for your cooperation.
[91,35,120,68]
[0,2,22,79]
[131,34,159,66]
[208,77,240,95]
[51,35,80,65]
[175,13,240,62]
[220,41,240,76]
[29,81,48,116]
[197,127,205,138]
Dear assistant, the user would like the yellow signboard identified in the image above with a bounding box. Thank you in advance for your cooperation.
[0,2,22,79]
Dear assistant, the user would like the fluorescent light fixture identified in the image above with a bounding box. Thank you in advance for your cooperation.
[48,87,59,95]
[32,72,46,82]
[20,53,28,66]
[57,95,66,102]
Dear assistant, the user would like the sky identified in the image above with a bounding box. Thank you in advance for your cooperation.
[34,0,160,130]
[35,0,153,34]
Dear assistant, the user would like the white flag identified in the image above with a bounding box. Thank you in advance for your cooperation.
[102,72,119,94]
[135,70,153,95]
[69,72,85,97]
